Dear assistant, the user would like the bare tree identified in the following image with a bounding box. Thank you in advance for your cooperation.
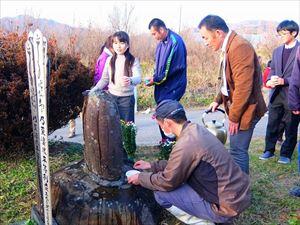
[108,3,135,34]
[178,5,182,34]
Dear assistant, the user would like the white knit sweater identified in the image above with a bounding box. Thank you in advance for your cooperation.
[93,55,142,96]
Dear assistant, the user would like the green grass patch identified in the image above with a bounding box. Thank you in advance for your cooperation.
[0,141,83,225]
[0,139,299,225]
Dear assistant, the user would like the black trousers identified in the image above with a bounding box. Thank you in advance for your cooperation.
[265,104,299,158]
[110,93,135,122]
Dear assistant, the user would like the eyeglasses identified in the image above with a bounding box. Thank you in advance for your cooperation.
[278,31,291,37]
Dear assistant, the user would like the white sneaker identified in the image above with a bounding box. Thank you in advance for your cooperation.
[166,206,214,225]
[68,132,75,138]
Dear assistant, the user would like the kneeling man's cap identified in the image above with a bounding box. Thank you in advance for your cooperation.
[154,99,185,119]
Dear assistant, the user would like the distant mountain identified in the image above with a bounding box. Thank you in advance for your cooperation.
[1,15,278,35]
[0,15,280,57]
[0,15,75,33]
[231,20,278,34]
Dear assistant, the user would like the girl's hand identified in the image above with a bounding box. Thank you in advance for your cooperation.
[122,76,131,86]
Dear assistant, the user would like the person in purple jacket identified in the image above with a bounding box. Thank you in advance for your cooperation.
[288,46,300,197]
[68,36,114,138]
[94,35,114,86]
[145,18,187,144]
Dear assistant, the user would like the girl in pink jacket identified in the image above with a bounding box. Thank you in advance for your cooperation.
[94,36,114,88]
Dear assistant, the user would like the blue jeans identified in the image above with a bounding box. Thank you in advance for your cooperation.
[154,184,232,223]
[230,117,260,174]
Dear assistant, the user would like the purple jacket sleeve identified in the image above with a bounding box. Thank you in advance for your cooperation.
[94,52,109,84]
[288,47,300,111]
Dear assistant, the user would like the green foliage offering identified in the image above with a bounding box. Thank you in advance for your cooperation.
[0,31,93,154]
[288,214,300,225]
[25,219,37,225]
[158,140,176,160]
[120,120,137,160]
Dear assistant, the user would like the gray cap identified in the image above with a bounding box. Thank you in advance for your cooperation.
[153,99,185,119]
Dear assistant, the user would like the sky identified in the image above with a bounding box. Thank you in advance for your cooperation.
[1,0,300,33]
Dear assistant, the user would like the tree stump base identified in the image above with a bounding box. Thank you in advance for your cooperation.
[33,160,163,225]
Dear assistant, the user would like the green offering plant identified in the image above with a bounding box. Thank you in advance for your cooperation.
[120,120,137,160]
[159,140,176,160]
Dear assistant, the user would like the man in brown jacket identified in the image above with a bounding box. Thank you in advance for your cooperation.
[198,15,267,174]
[128,100,251,225]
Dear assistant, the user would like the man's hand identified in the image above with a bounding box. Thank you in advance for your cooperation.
[209,102,219,112]
[134,160,151,170]
[229,120,239,135]
[144,77,154,87]
[292,110,300,115]
[127,173,140,185]
[266,80,276,88]
[274,77,284,86]
[268,76,284,87]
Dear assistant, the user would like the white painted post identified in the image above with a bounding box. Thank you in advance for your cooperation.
[26,29,52,225]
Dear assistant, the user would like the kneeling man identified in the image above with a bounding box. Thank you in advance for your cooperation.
[128,100,251,224]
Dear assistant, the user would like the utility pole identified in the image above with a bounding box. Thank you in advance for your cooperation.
[178,5,182,34]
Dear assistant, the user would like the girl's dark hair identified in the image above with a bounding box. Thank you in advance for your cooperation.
[277,20,299,37]
[99,35,113,55]
[110,31,135,84]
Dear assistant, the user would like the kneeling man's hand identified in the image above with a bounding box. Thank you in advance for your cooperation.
[128,174,140,185]
[134,160,151,170]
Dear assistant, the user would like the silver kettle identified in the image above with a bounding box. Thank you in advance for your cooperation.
[202,108,227,144]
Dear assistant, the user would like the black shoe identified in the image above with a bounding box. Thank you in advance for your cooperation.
[289,186,300,197]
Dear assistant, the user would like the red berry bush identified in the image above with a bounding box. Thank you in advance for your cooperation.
[0,31,93,154]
